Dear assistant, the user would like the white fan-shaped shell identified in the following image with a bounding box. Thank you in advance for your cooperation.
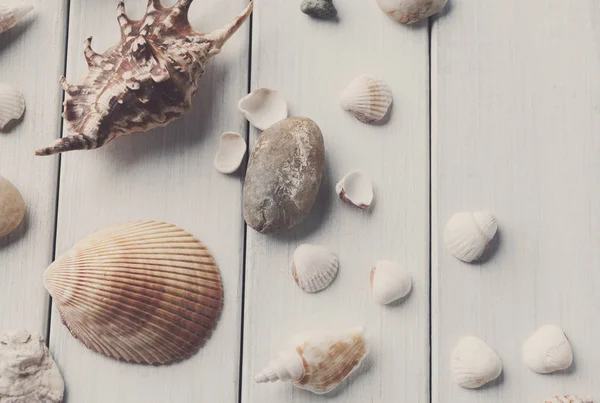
[335,170,373,210]
[0,175,25,237]
[214,132,247,174]
[255,327,368,394]
[43,221,224,365]
[238,88,288,131]
[375,0,447,24]
[444,211,498,262]
[370,260,412,305]
[340,75,392,124]
[451,336,502,389]
[0,4,32,33]
[541,396,593,403]
[523,325,573,374]
[292,244,339,293]
[0,83,25,130]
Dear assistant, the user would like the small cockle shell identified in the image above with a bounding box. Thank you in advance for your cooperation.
[451,336,502,389]
[523,325,573,374]
[340,75,392,124]
[35,0,253,156]
[238,88,288,131]
[0,4,32,33]
[375,0,447,24]
[214,132,246,174]
[255,327,368,394]
[336,170,373,210]
[43,221,223,365]
[0,175,25,238]
[541,396,593,403]
[300,0,337,19]
[444,211,498,263]
[292,244,339,293]
[0,83,25,130]
[370,260,412,305]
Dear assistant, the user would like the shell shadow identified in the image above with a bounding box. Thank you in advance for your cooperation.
[0,18,35,55]
[0,212,28,250]
[475,229,501,264]
[0,109,25,134]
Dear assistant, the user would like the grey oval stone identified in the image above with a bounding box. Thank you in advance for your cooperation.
[300,0,337,19]
[243,117,325,234]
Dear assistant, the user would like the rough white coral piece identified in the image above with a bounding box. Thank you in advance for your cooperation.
[238,88,288,131]
[451,336,502,389]
[335,170,373,210]
[523,325,573,374]
[444,211,498,262]
[370,260,412,305]
[214,132,246,174]
[340,75,392,124]
[292,244,339,293]
[0,83,25,129]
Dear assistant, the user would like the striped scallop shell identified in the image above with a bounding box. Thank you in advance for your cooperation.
[340,75,392,124]
[291,244,339,293]
[541,397,593,403]
[43,221,223,365]
[0,83,25,130]
[444,211,498,263]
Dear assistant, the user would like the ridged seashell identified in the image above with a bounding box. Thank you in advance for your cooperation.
[541,396,593,403]
[35,0,253,156]
[214,132,246,174]
[300,0,337,19]
[43,221,223,365]
[0,4,32,33]
[375,0,447,24]
[340,75,392,124]
[238,88,288,131]
[255,327,368,394]
[451,336,502,389]
[291,244,339,293]
[0,83,25,129]
[523,325,573,374]
[444,211,498,263]
[0,175,25,237]
[370,260,412,305]
[335,170,373,210]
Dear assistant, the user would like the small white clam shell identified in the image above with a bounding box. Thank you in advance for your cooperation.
[444,211,498,263]
[292,244,339,293]
[214,132,247,174]
[0,4,33,33]
[238,88,288,131]
[541,396,593,403]
[451,336,502,389]
[340,75,392,124]
[0,83,25,130]
[375,0,447,24]
[335,170,373,210]
[370,260,412,305]
[523,325,573,374]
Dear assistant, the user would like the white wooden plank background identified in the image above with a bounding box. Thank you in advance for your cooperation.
[432,1,600,402]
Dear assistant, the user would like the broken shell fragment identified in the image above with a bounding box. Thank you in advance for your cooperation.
[0,175,25,237]
[451,336,502,389]
[300,0,337,19]
[0,4,33,33]
[255,327,368,394]
[340,75,392,124]
[214,132,246,174]
[541,396,593,403]
[43,221,224,365]
[35,0,253,156]
[0,330,64,402]
[375,0,447,24]
[444,211,498,262]
[336,170,373,210]
[523,325,573,374]
[292,244,339,293]
[370,260,412,305]
[0,83,25,129]
[238,88,288,131]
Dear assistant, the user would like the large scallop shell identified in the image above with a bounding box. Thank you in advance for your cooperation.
[0,83,25,130]
[340,75,392,124]
[375,0,447,24]
[541,397,593,403]
[444,211,498,263]
[523,325,573,374]
[451,336,502,389]
[43,221,223,365]
[0,4,32,33]
[291,244,339,293]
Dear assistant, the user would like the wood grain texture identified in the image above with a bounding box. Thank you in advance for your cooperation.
[47,0,250,401]
[432,1,600,401]
[241,1,430,401]
[0,0,66,334]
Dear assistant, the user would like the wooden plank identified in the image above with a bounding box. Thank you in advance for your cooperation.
[0,0,67,333]
[432,1,600,401]
[241,1,430,401]
[48,0,250,401]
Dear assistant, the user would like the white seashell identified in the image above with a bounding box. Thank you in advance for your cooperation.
[444,211,498,263]
[370,260,412,305]
[0,4,33,33]
[451,336,502,389]
[540,396,593,403]
[375,0,447,24]
[255,327,368,394]
[238,88,288,131]
[340,75,392,124]
[292,244,339,293]
[0,83,25,130]
[335,170,373,210]
[214,132,247,174]
[523,325,573,374]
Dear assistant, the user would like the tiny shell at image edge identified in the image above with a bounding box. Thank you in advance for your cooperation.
[0,83,25,130]
[540,396,593,403]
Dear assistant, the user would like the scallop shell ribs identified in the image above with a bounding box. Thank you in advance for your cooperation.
[43,221,224,365]
[36,0,253,156]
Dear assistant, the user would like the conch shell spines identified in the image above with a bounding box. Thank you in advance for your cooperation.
[36,0,253,156]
